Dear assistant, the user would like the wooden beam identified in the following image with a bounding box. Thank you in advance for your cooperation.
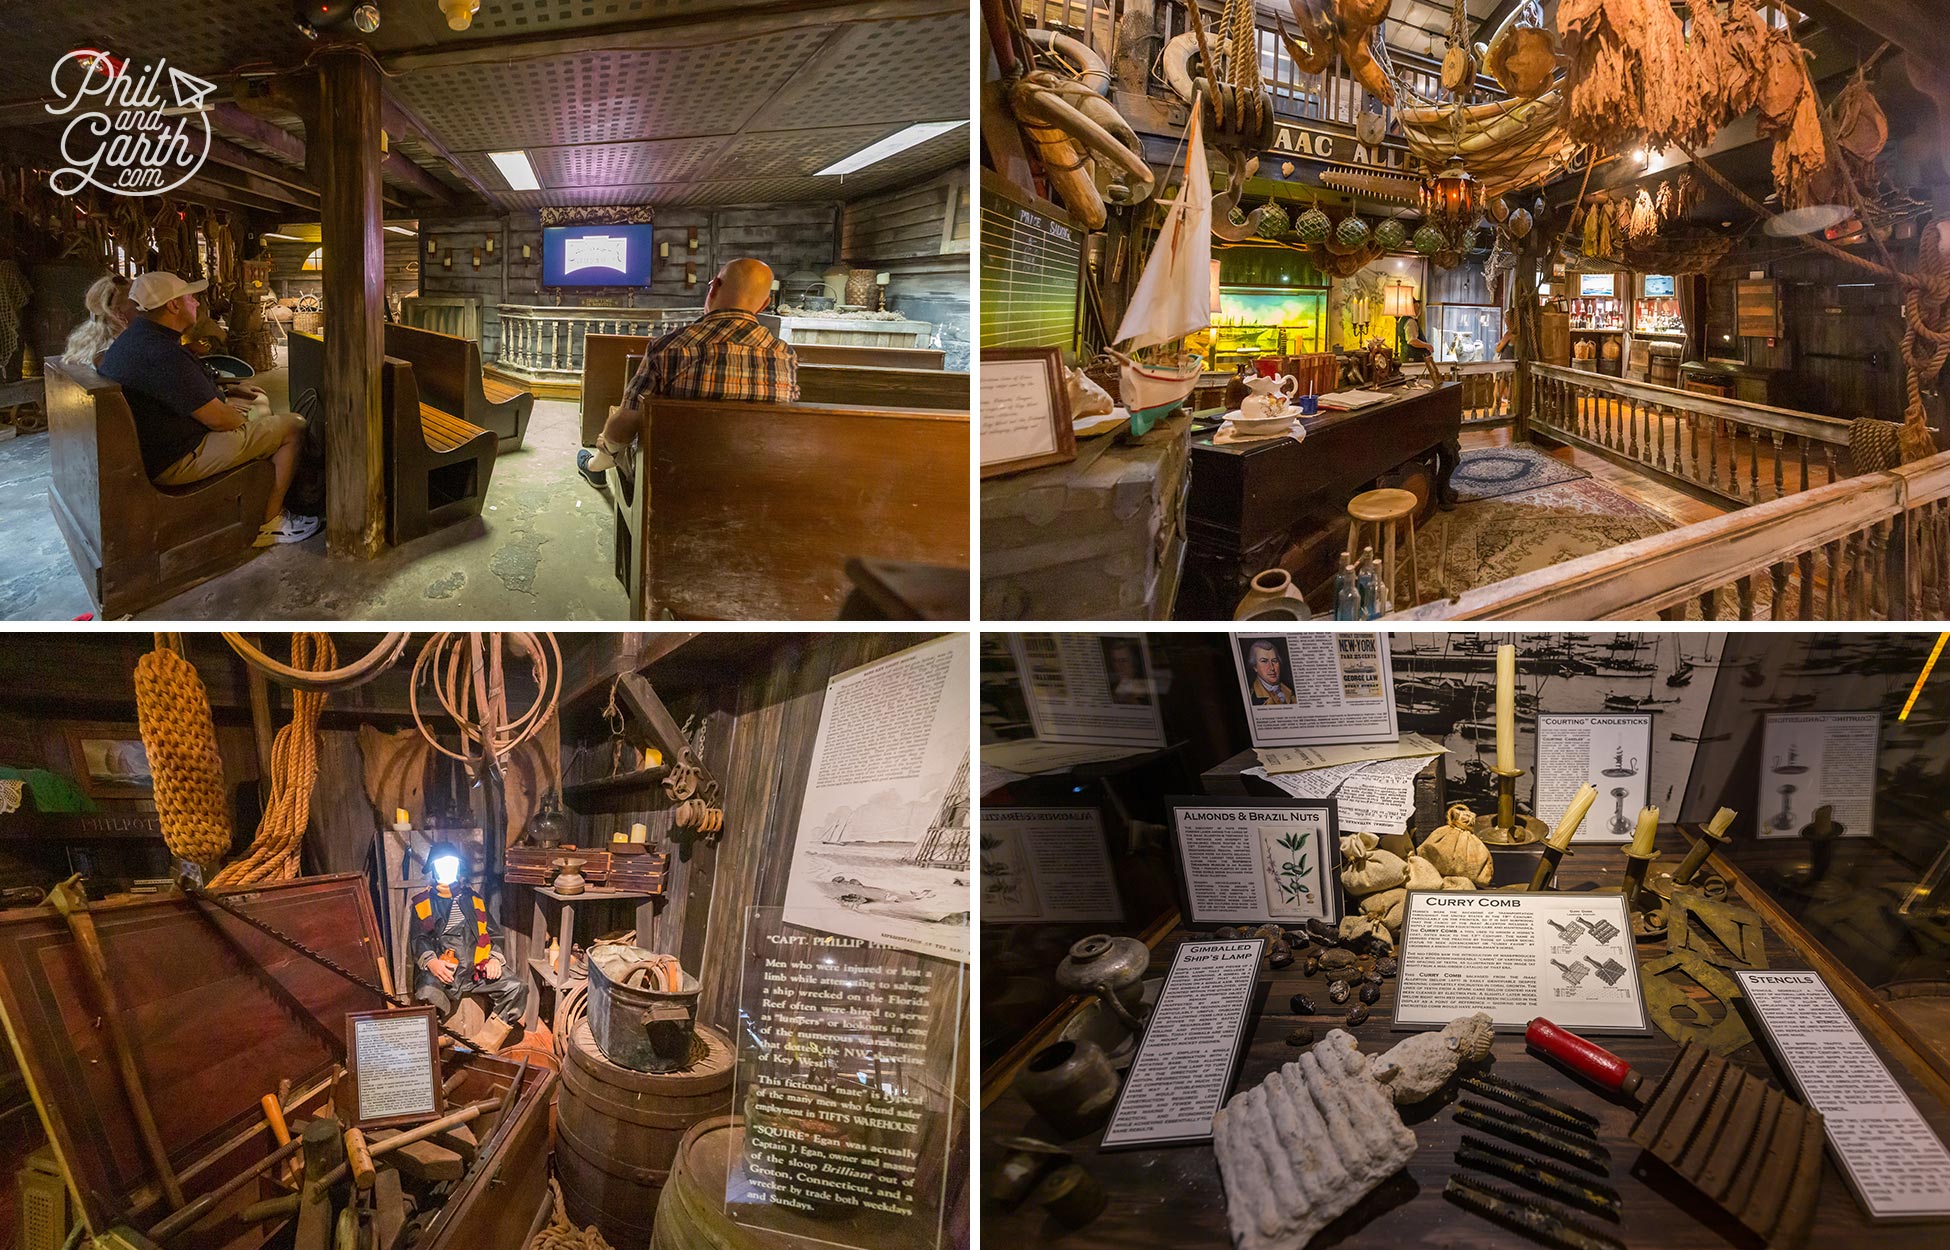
[316,50,387,559]
[1792,0,1949,66]
[378,93,498,206]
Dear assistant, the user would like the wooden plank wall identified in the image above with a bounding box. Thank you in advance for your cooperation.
[418,204,844,362]
[842,166,971,368]
[264,234,421,307]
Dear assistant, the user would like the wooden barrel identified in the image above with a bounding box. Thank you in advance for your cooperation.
[557,1020,733,1250]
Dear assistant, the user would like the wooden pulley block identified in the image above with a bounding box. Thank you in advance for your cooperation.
[673,799,723,836]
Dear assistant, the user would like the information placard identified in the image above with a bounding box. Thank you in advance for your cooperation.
[1010,633,1168,747]
[1394,891,1648,1033]
[1735,970,1950,1219]
[1756,713,1879,838]
[1168,797,1340,926]
[980,807,1124,923]
[1230,633,1398,748]
[1534,713,1653,842]
[346,1007,443,1129]
[1100,939,1264,1149]
[732,908,962,1250]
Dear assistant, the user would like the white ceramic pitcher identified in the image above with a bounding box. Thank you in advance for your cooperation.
[1239,373,1300,421]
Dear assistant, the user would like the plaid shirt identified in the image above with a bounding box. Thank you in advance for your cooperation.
[621,309,799,407]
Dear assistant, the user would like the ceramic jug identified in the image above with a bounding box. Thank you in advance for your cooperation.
[1239,373,1300,421]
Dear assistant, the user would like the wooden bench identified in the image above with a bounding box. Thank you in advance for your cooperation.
[606,399,969,619]
[789,343,945,369]
[383,322,533,451]
[795,364,968,409]
[44,357,274,618]
[580,332,650,444]
[289,332,496,544]
[384,358,497,545]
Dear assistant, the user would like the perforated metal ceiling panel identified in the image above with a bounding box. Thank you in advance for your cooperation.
[530,138,729,186]
[743,11,967,132]
[1,2,314,106]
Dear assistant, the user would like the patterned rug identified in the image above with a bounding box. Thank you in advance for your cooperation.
[1450,446,1592,502]
[1414,477,1679,600]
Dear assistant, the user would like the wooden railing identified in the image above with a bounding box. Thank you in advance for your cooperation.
[1529,364,1856,506]
[495,305,698,383]
[1396,449,1950,621]
[1451,360,1514,423]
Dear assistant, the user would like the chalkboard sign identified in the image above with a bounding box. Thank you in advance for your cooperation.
[980,170,1082,355]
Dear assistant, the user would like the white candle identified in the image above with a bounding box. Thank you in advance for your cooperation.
[1630,806,1660,857]
[1705,807,1737,838]
[630,822,648,844]
[1494,645,1516,773]
[1549,784,1598,851]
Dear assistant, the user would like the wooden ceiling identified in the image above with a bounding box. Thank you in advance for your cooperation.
[0,0,968,215]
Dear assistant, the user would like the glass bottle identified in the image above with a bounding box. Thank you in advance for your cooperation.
[1335,556,1360,621]
[1356,546,1382,620]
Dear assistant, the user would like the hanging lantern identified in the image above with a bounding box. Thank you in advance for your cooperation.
[1421,156,1485,243]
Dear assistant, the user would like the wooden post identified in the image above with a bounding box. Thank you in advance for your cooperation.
[315,52,387,558]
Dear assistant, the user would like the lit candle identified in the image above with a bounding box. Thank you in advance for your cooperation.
[1630,806,1660,857]
[1705,807,1737,838]
[1494,645,1516,772]
[612,830,629,843]
[1549,784,1598,851]
[394,807,410,828]
[630,822,648,844]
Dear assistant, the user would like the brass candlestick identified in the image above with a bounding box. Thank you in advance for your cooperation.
[1671,822,1729,886]
[1473,765,1548,846]
[1527,841,1571,892]
[1621,847,1665,937]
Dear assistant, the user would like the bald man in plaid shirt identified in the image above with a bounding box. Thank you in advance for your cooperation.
[578,257,799,486]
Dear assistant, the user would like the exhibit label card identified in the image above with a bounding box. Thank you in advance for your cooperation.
[1757,712,1879,838]
[1169,798,1339,926]
[1394,892,1648,1033]
[1231,633,1399,748]
[1734,970,1950,1219]
[1009,633,1168,747]
[1100,939,1263,1149]
[980,807,1124,924]
[1535,713,1652,842]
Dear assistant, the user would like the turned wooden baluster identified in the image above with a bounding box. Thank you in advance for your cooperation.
[1796,436,1809,493]
[1747,426,1761,503]
[1627,398,1639,459]
[1736,574,1756,620]
[1770,432,1785,500]
[1770,561,1790,620]
[1698,587,1718,621]
[1873,517,1895,618]
[1687,412,1700,482]
[1706,415,1719,489]
[1797,550,1816,619]
[1824,538,1844,618]
[1656,405,1667,470]
[1822,444,1837,485]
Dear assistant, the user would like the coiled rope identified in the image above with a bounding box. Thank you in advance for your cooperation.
[526,1178,614,1250]
[210,634,335,888]
[133,644,233,867]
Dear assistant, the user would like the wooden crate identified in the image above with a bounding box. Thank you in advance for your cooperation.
[1737,280,1783,339]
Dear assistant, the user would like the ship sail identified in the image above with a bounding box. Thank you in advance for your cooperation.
[1110,107,1211,432]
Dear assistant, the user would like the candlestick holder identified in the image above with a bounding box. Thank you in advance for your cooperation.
[1527,840,1572,892]
[1621,847,1666,938]
[1472,765,1547,846]
[1652,820,1732,900]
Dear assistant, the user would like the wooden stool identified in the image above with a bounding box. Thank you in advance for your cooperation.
[1347,487,1420,611]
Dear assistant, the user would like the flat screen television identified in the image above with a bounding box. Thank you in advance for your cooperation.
[1578,273,1616,297]
[542,223,654,286]
[1644,273,1675,297]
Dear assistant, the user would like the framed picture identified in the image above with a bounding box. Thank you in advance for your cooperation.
[63,726,154,799]
[980,347,1076,479]
[346,1006,444,1129]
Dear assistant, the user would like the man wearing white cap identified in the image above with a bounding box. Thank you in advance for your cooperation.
[98,272,318,545]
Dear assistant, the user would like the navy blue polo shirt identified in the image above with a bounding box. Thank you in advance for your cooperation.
[97,316,220,478]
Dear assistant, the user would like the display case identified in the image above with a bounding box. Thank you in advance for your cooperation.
[980,630,1950,1249]
[1428,302,1504,363]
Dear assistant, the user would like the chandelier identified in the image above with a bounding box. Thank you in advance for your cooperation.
[1421,156,1485,236]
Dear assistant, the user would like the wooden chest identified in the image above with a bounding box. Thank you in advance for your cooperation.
[0,875,554,1247]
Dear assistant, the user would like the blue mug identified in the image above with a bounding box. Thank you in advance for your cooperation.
[1295,394,1318,415]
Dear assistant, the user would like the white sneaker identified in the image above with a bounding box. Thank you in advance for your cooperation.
[256,512,322,547]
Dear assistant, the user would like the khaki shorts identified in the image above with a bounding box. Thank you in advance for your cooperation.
[156,406,303,487]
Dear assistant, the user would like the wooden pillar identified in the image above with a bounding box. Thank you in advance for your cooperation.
[1511,222,1545,441]
[315,51,386,558]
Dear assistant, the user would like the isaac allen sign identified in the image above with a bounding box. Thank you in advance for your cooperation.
[1265,121,1410,172]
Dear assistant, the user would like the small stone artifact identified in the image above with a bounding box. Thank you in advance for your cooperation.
[1305,918,1338,943]
[1320,948,1359,977]
[1328,979,1351,1004]
[1368,1012,1494,1104]
[1211,1031,1417,1250]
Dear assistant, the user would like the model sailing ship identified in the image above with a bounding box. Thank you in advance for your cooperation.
[1108,107,1212,435]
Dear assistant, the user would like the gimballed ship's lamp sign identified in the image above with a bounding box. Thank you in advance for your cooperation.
[46,50,215,197]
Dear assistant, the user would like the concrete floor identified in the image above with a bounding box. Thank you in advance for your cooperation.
[1,383,629,620]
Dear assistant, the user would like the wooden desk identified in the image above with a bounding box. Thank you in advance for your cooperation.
[981,836,1950,1249]
[1178,382,1462,617]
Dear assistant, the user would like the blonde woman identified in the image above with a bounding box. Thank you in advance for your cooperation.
[61,273,136,368]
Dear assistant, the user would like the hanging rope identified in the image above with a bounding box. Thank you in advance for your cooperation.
[526,1178,614,1250]
[210,634,336,888]
[133,642,233,868]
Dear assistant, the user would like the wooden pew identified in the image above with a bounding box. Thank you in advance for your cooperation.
[44,357,275,618]
[381,357,497,545]
[579,332,649,444]
[790,343,945,369]
[382,322,533,451]
[788,365,968,410]
[606,399,969,619]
